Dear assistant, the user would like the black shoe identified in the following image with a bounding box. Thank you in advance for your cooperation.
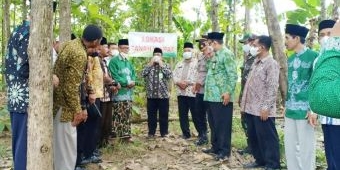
[75,166,86,170]
[147,134,155,139]
[214,154,228,161]
[264,167,280,170]
[161,134,168,138]
[243,162,265,169]
[195,138,208,146]
[237,147,251,155]
[93,149,101,157]
[80,155,102,165]
[202,148,217,155]
[181,134,191,139]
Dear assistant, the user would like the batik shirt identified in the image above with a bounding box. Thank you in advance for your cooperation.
[53,39,87,122]
[5,21,30,113]
[309,37,340,120]
[108,55,136,101]
[241,55,280,116]
[204,47,237,102]
[286,47,318,120]
[173,58,198,97]
[87,56,104,98]
[142,63,172,99]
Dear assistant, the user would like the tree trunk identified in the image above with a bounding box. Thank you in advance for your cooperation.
[27,0,54,169]
[211,0,219,32]
[167,0,172,32]
[320,0,326,20]
[2,0,11,85]
[160,0,164,32]
[22,0,27,21]
[244,0,251,33]
[262,0,287,107]
[232,0,237,56]
[306,18,317,49]
[59,0,71,43]
[333,0,340,20]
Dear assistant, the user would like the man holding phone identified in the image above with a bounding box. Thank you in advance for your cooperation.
[142,48,172,138]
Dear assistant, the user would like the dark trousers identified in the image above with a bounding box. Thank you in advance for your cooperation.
[322,124,340,170]
[245,113,280,169]
[178,96,197,137]
[77,99,101,164]
[10,112,27,170]
[194,94,208,137]
[207,102,233,157]
[98,101,113,147]
[147,98,169,136]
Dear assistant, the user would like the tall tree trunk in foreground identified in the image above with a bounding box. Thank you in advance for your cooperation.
[27,0,54,169]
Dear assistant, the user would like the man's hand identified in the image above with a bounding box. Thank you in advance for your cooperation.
[88,93,96,104]
[158,60,164,67]
[306,111,318,128]
[81,109,88,122]
[71,110,88,127]
[281,107,286,116]
[221,93,230,106]
[177,81,188,90]
[194,83,202,93]
[260,109,269,121]
[53,74,59,88]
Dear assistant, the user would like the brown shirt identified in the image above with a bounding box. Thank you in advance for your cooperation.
[53,39,87,122]
[241,55,279,117]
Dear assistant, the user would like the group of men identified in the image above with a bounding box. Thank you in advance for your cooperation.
[5,6,340,169]
[6,22,138,170]
[142,32,238,162]
[237,20,340,170]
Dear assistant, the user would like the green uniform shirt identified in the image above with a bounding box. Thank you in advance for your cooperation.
[285,48,318,119]
[204,47,237,102]
[309,37,340,118]
[108,55,136,101]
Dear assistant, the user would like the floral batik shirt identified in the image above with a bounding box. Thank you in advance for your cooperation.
[5,21,30,113]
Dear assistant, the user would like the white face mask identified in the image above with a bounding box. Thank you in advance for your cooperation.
[249,47,259,56]
[120,52,128,59]
[242,44,251,53]
[111,49,119,56]
[183,52,192,59]
[320,36,329,47]
[153,55,161,63]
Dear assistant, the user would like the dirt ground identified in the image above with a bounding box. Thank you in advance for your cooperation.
[87,121,256,170]
[0,115,326,170]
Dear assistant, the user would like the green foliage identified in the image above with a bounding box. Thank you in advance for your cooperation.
[231,116,247,149]
[316,148,327,169]
[286,0,320,24]
[0,106,10,134]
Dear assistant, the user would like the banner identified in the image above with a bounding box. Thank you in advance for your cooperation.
[128,32,177,58]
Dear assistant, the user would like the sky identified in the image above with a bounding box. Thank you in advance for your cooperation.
[180,0,332,36]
